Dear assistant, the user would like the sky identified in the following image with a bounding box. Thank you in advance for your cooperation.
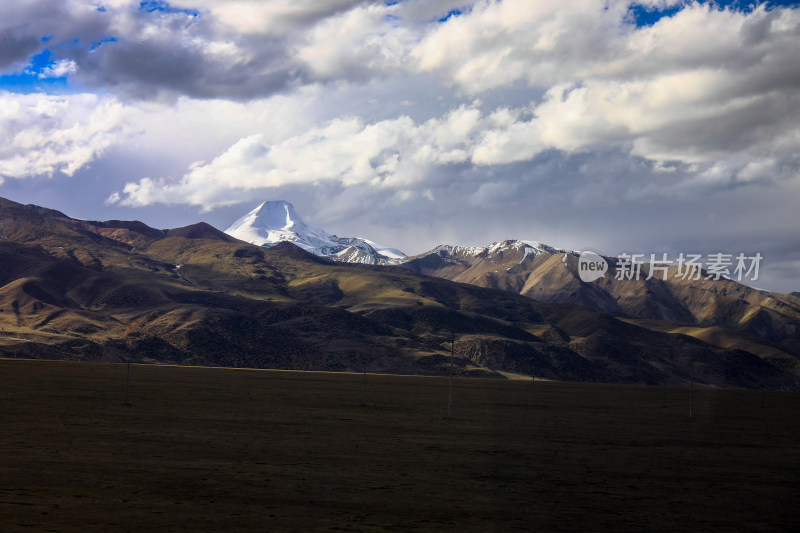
[1,0,799,293]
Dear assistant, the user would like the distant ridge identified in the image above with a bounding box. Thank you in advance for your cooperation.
[167,222,240,242]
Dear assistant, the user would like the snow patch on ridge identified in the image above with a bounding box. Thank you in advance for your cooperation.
[429,239,572,262]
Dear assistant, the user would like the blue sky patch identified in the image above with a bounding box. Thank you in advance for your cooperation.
[138,1,199,17]
[439,9,463,23]
[630,0,800,27]
[90,37,118,52]
[629,3,683,27]
[0,49,73,94]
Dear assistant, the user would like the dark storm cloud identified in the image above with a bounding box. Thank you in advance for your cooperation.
[0,1,322,101]
[0,1,110,69]
[75,32,300,101]
[0,30,41,69]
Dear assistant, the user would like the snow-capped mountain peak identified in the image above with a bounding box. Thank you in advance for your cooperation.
[225,200,332,251]
[250,200,302,231]
[224,200,406,265]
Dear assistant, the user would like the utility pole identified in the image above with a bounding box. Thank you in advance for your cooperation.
[448,330,454,419]
[689,354,693,419]
[531,375,535,406]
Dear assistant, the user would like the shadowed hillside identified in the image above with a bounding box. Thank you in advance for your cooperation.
[0,197,797,388]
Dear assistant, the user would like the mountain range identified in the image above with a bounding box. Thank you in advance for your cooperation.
[227,200,800,375]
[1,195,798,388]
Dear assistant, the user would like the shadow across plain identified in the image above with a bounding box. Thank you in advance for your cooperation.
[1,359,798,531]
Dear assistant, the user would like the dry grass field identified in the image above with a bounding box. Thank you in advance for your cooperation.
[1,358,798,532]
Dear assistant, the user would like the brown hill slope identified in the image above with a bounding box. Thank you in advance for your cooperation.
[402,241,800,359]
[0,197,797,388]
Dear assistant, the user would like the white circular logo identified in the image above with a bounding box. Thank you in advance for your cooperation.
[577,251,608,283]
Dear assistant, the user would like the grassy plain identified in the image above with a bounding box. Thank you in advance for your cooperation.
[1,359,798,531]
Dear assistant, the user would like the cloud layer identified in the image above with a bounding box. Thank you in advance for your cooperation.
[1,1,800,291]
[98,1,800,209]
[0,92,128,183]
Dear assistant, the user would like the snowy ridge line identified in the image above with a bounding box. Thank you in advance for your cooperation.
[430,239,575,261]
[225,200,579,267]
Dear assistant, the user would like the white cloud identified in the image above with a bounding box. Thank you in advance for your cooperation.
[408,2,800,190]
[296,3,417,81]
[411,0,630,93]
[112,102,550,209]
[37,58,78,78]
[0,92,130,180]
